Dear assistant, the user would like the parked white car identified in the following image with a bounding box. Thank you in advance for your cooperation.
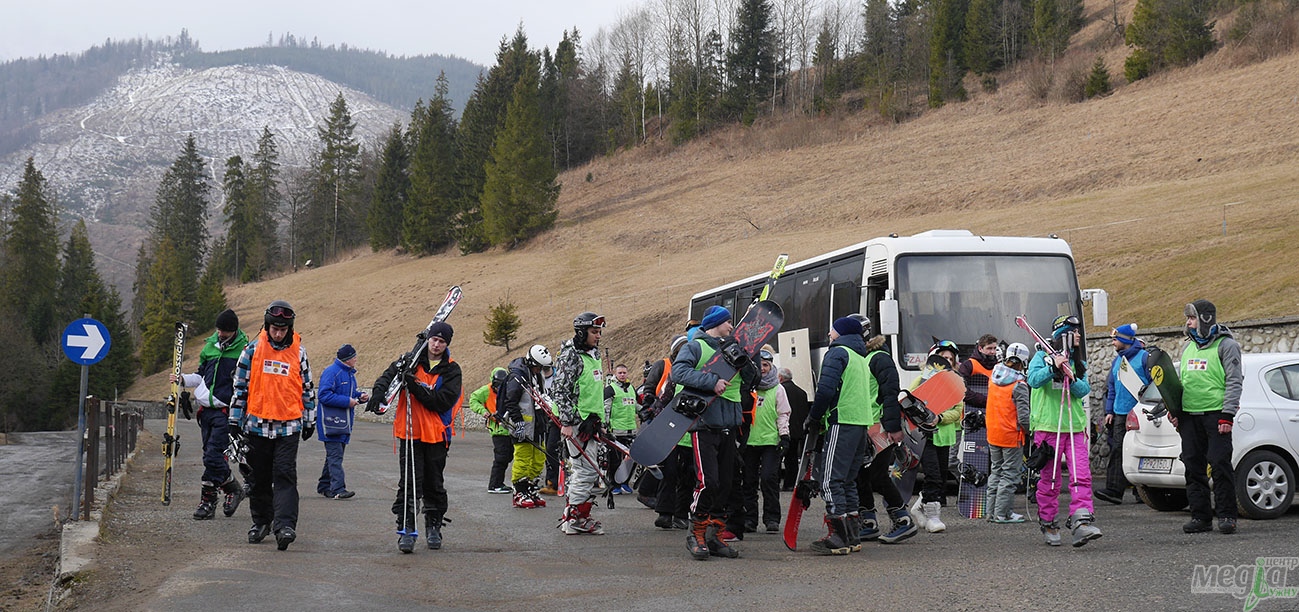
[1122,352,1299,519]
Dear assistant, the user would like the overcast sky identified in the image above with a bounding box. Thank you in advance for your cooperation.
[2,0,645,67]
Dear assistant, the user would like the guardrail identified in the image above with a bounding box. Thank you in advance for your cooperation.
[77,398,144,520]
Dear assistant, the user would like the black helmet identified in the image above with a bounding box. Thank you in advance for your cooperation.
[573,311,606,330]
[849,313,872,337]
[264,300,295,328]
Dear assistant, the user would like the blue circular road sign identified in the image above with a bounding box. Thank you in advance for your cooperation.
[61,318,112,366]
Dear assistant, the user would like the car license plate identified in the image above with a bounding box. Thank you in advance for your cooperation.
[1138,457,1173,474]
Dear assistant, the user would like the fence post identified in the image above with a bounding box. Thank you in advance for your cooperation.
[83,397,99,520]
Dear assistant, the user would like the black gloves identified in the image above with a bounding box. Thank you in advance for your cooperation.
[365,393,385,414]
[301,425,314,441]
[777,434,791,454]
[802,416,823,435]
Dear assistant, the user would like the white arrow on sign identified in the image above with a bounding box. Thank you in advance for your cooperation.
[66,323,107,360]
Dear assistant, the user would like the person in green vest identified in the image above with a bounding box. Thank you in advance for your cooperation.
[466,367,513,494]
[740,346,791,534]
[1172,299,1243,535]
[1027,314,1101,548]
[604,363,639,494]
[553,311,608,535]
[671,305,758,560]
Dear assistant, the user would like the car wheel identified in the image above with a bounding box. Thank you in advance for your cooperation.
[1235,449,1295,520]
[1135,484,1188,511]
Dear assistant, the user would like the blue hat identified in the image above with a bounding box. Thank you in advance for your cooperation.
[700,306,732,331]
[1112,324,1138,346]
[832,316,863,337]
[337,344,357,361]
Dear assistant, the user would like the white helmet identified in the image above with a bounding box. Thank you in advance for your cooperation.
[525,344,553,368]
[1005,342,1031,365]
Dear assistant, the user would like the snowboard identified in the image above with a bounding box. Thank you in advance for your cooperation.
[957,421,990,519]
[1145,346,1183,417]
[629,300,784,466]
[1116,355,1145,399]
[783,430,822,551]
[890,366,966,501]
[889,429,925,501]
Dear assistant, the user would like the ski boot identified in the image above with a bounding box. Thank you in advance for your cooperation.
[858,510,880,541]
[193,484,219,520]
[397,526,418,553]
[923,501,946,533]
[559,501,604,535]
[844,511,863,552]
[512,480,538,509]
[274,526,296,551]
[425,515,447,550]
[528,479,547,508]
[1066,510,1102,547]
[687,516,711,560]
[910,498,928,531]
[809,514,851,555]
[220,477,245,517]
[248,523,271,544]
[705,518,740,558]
[879,506,918,544]
[1040,519,1062,546]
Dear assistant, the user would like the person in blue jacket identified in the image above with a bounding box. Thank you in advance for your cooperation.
[316,344,368,499]
[1095,323,1150,505]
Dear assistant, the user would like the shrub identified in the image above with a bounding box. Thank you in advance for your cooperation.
[1085,57,1113,98]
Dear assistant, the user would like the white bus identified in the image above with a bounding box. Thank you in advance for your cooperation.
[688,229,1106,391]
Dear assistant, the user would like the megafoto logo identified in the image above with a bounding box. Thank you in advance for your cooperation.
[1191,557,1299,611]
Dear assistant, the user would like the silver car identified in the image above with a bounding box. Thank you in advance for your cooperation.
[1121,352,1299,519]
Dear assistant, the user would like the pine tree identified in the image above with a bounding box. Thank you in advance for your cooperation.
[482,295,521,352]
[219,155,253,280]
[726,0,779,125]
[194,258,227,333]
[480,68,559,248]
[404,74,459,254]
[244,127,283,279]
[368,122,409,250]
[301,93,364,264]
[2,158,61,344]
[138,237,193,374]
[134,135,210,335]
[930,0,972,106]
[964,0,1003,75]
[1125,0,1215,77]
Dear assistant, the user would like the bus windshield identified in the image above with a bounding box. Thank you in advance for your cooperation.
[895,254,1080,368]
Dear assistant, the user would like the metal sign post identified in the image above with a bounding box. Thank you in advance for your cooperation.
[61,316,112,521]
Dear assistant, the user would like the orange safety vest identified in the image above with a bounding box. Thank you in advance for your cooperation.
[655,358,673,397]
[986,379,1024,448]
[392,360,464,444]
[246,329,305,421]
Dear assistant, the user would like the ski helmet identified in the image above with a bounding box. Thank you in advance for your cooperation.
[524,344,553,368]
[264,300,295,328]
[1051,314,1081,339]
[669,334,689,357]
[573,311,606,331]
[1005,342,1031,366]
[849,313,872,337]
[929,339,959,360]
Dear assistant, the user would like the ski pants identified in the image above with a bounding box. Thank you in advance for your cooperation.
[246,434,299,533]
[1103,419,1131,494]
[197,408,233,486]
[511,440,546,483]
[690,428,738,519]
[488,434,513,489]
[781,433,804,489]
[543,420,562,487]
[316,441,347,496]
[392,438,448,530]
[1179,411,1237,521]
[1033,430,1093,522]
[566,435,601,504]
[656,444,696,519]
[742,443,783,526]
[987,444,1023,519]
[920,439,951,504]
[818,423,870,516]
[858,443,903,512]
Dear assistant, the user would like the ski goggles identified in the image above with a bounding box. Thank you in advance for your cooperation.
[266,305,295,319]
[1052,314,1080,330]
[759,349,775,361]
[931,340,958,354]
[588,315,606,329]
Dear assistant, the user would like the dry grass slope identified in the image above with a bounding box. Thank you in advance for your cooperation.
[128,43,1299,400]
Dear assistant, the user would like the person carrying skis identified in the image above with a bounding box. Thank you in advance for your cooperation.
[315,344,367,500]
[804,316,910,555]
[912,340,963,534]
[1095,323,1150,505]
[171,308,248,521]
[466,366,513,495]
[369,321,464,553]
[741,347,791,534]
[500,345,554,508]
[1173,300,1242,535]
[1027,315,1101,547]
[604,363,639,494]
[229,300,316,551]
[671,305,756,559]
[986,342,1032,523]
[553,312,609,535]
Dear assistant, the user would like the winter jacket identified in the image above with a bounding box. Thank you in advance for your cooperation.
[501,357,547,441]
[957,351,999,410]
[986,363,1031,448]
[1181,327,1243,417]
[670,334,758,430]
[807,334,901,431]
[1105,342,1151,417]
[552,340,604,427]
[372,348,464,443]
[604,380,638,432]
[1027,350,1091,433]
[189,328,249,411]
[316,357,360,443]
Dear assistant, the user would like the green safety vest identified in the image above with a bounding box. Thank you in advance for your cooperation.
[677,338,741,402]
[576,352,604,420]
[608,382,638,430]
[1029,380,1088,433]
[821,348,881,428]
[750,385,781,446]
[1181,337,1226,414]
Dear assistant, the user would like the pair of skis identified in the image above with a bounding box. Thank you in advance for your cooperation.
[382,286,464,411]
[161,321,189,505]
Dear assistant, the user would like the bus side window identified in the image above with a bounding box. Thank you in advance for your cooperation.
[865,274,888,327]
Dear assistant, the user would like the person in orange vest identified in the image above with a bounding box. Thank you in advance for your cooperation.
[229,300,317,552]
[369,321,464,553]
[985,342,1032,523]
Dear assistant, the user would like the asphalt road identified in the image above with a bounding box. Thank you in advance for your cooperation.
[58,419,1299,612]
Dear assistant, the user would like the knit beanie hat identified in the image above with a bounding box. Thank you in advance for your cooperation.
[700,306,732,331]
[337,344,357,361]
[1112,324,1138,346]
[427,321,454,344]
[215,309,239,332]
[832,316,863,337]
